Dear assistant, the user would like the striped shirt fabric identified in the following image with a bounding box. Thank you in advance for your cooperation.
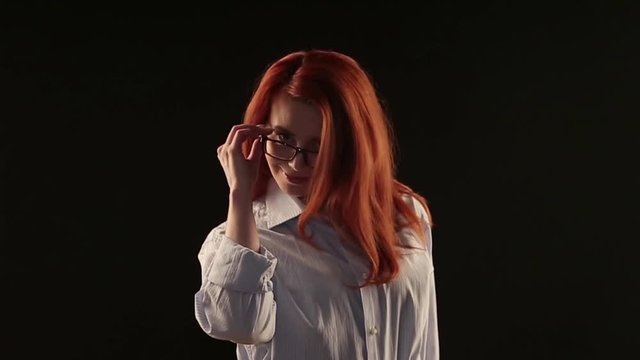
[194,178,439,359]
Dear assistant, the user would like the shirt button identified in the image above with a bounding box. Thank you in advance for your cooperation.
[362,272,368,279]
[368,326,378,336]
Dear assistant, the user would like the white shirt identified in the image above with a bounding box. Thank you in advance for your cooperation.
[194,179,439,359]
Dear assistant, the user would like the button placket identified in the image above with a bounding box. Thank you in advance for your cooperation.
[335,237,377,358]
[360,285,380,359]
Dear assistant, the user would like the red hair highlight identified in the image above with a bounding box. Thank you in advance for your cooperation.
[241,50,435,287]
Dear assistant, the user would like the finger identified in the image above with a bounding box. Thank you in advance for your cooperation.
[257,124,275,132]
[256,124,274,130]
[229,128,258,152]
[229,127,272,152]
[225,124,274,146]
[225,124,253,146]
[216,145,225,161]
[247,137,262,161]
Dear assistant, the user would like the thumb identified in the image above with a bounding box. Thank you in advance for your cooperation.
[247,137,263,161]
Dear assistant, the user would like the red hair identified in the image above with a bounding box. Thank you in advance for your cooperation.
[241,50,435,287]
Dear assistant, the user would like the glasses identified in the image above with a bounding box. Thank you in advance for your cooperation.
[259,135,319,166]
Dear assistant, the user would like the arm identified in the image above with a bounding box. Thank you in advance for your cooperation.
[226,189,260,252]
[194,194,277,344]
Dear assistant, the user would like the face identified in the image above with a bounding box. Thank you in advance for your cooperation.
[265,92,323,201]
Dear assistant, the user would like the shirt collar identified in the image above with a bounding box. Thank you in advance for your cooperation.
[263,177,306,229]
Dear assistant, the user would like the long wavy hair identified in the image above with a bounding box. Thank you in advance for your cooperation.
[241,49,435,287]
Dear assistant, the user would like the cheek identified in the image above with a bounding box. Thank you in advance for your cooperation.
[265,158,283,173]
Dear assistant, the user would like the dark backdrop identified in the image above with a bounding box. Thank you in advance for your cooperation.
[2,2,638,359]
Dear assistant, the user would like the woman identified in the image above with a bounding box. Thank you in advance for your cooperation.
[194,49,439,359]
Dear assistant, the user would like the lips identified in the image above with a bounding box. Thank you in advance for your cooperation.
[284,173,310,184]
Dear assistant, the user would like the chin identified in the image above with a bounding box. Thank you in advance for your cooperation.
[279,181,308,197]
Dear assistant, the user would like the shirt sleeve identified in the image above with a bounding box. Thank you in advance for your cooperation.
[194,223,278,344]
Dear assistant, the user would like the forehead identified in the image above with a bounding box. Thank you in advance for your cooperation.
[268,92,322,139]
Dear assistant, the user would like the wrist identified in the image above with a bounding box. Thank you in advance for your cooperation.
[229,188,253,205]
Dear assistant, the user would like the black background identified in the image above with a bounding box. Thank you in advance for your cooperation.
[2,2,638,359]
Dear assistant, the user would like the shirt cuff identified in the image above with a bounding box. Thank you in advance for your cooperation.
[206,234,277,293]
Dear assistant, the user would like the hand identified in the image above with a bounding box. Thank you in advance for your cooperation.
[217,124,274,195]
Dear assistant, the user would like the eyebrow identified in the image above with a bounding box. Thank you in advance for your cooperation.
[273,126,320,141]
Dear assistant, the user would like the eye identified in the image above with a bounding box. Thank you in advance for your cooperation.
[276,133,292,142]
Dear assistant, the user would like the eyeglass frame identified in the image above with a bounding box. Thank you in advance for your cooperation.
[258,135,319,165]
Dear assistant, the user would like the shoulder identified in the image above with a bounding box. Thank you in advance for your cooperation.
[396,192,434,254]
[398,193,432,227]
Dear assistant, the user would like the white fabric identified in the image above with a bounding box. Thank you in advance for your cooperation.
[194,178,439,359]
